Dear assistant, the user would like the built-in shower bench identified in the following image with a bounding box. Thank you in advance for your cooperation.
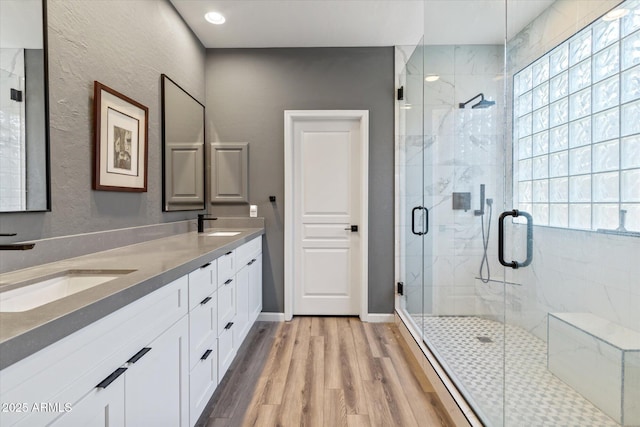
[547,312,640,426]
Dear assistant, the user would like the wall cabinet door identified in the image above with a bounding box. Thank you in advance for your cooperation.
[209,142,249,204]
[248,255,262,324]
[125,316,189,427]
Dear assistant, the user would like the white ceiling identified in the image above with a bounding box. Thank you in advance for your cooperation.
[170,0,556,48]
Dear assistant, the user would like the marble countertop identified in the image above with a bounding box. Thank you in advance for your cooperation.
[0,227,264,370]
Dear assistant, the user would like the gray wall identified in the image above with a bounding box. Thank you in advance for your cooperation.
[206,48,395,314]
[0,0,205,240]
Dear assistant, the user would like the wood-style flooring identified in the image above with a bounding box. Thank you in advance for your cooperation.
[197,317,452,427]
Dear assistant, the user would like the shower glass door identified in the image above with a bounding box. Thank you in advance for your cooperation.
[397,39,428,330]
[398,1,639,425]
[420,1,509,425]
[503,1,640,426]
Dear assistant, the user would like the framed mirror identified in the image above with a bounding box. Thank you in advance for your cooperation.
[0,0,50,212]
[161,74,205,211]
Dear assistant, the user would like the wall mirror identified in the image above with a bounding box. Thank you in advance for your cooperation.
[161,74,205,211]
[0,0,50,212]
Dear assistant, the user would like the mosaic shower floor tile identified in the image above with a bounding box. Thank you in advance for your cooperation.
[411,316,619,427]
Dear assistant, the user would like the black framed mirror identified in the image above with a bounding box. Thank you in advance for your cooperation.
[161,74,205,211]
[0,0,51,212]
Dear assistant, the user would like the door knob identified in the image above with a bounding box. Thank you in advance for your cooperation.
[344,225,358,232]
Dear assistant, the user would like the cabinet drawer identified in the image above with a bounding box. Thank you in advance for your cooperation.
[189,337,218,427]
[217,250,235,287]
[236,236,261,267]
[189,291,217,369]
[217,326,235,381]
[217,280,235,335]
[188,260,217,310]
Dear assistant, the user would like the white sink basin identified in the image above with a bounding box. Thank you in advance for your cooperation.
[0,270,134,312]
[207,231,241,237]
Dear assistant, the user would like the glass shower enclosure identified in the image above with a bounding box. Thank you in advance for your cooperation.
[396,1,640,426]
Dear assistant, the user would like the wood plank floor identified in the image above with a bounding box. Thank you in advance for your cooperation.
[197,317,452,427]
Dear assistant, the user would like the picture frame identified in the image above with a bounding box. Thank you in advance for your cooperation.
[93,81,148,192]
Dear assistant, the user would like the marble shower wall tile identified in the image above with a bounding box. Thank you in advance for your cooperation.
[501,0,640,342]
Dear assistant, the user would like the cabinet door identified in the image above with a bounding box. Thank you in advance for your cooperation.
[189,337,218,427]
[188,261,217,310]
[248,255,263,324]
[48,373,125,427]
[209,142,248,204]
[125,316,189,427]
[189,291,217,369]
[234,266,250,345]
[217,279,236,335]
[217,250,235,287]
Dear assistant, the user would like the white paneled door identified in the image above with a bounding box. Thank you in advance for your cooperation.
[285,111,368,318]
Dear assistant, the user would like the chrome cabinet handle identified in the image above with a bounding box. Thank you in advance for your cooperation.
[498,209,533,269]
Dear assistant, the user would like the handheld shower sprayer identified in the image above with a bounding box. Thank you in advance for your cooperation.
[477,184,493,284]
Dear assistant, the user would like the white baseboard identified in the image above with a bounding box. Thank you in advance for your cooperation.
[257,312,286,322]
[364,313,395,323]
[258,312,393,323]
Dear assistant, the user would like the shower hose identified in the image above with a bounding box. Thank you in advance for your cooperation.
[479,200,493,283]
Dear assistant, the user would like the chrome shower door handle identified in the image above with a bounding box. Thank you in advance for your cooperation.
[498,209,533,269]
[411,206,428,236]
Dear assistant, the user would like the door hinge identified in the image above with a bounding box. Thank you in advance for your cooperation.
[397,282,404,295]
[397,86,404,101]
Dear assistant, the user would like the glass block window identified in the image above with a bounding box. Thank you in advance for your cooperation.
[513,0,640,232]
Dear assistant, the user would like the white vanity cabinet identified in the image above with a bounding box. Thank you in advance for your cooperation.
[50,316,190,427]
[248,254,263,324]
[0,234,263,427]
[0,276,189,427]
[124,315,189,426]
[187,261,219,427]
[235,236,262,344]
[216,249,237,380]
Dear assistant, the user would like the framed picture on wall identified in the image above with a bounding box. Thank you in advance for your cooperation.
[93,81,148,192]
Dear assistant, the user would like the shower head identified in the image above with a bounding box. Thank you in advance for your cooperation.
[459,93,495,109]
[473,98,496,109]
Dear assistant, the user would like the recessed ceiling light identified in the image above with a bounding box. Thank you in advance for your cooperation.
[602,8,629,21]
[205,11,226,25]
[425,75,440,82]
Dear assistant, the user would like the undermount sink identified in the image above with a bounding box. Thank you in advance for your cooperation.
[0,270,135,312]
[207,231,241,237]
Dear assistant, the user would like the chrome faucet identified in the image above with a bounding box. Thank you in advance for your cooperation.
[0,233,35,250]
[197,214,218,233]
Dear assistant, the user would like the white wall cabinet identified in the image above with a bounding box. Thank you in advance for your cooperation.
[0,236,262,427]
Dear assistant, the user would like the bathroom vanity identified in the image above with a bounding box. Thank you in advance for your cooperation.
[0,227,263,427]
